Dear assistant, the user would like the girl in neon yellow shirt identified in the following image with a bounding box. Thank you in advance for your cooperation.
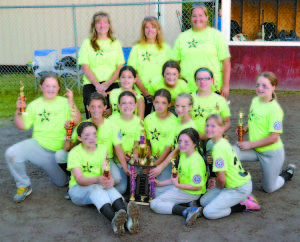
[58,92,128,194]
[199,114,260,220]
[234,72,296,193]
[150,128,207,226]
[79,12,125,118]
[67,122,140,235]
[144,89,177,196]
[5,72,81,202]
[128,16,172,116]
[192,67,231,141]
[106,66,145,119]
[149,60,188,114]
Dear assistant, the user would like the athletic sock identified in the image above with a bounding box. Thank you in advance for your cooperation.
[172,204,188,217]
[100,203,115,221]
[231,204,246,213]
[112,198,127,212]
[280,171,293,182]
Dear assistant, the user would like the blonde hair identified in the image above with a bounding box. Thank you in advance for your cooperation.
[191,4,208,17]
[256,72,278,99]
[206,114,225,127]
[176,93,194,106]
[138,17,164,49]
[90,12,115,51]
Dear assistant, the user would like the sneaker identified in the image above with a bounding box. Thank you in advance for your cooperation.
[240,195,261,211]
[111,209,127,236]
[281,164,296,180]
[13,186,32,203]
[185,207,202,227]
[127,201,140,234]
[64,191,71,200]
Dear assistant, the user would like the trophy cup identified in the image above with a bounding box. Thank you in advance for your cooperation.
[237,109,244,142]
[19,81,26,115]
[66,105,75,141]
[103,154,110,178]
[171,157,178,178]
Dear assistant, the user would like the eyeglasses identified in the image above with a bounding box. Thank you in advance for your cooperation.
[143,16,158,21]
[196,77,211,82]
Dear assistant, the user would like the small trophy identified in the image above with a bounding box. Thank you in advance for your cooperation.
[237,109,244,142]
[103,154,110,178]
[66,104,76,141]
[171,157,178,178]
[19,81,26,115]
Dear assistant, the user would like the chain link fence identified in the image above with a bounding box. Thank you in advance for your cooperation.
[0,0,219,95]
[230,0,300,42]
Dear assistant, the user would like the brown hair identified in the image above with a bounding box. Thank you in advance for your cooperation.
[154,88,172,104]
[39,72,62,89]
[90,12,115,51]
[162,60,181,76]
[87,92,107,106]
[138,17,164,49]
[256,72,278,99]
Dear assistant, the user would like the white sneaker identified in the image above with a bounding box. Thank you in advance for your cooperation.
[127,201,140,233]
[111,209,126,236]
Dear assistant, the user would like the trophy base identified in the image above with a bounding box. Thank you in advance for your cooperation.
[131,173,154,206]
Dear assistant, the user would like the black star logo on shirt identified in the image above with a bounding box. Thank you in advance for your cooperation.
[38,109,50,122]
[188,39,198,48]
[142,51,151,61]
[150,128,160,141]
[194,105,205,118]
[82,161,94,172]
[112,104,119,112]
[120,129,126,137]
[248,108,255,121]
[96,49,104,56]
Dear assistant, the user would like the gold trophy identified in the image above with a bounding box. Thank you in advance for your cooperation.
[19,81,26,115]
[103,154,110,178]
[171,157,178,178]
[238,109,244,142]
[66,104,76,141]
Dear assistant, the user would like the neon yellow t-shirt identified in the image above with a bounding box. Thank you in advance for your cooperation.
[23,96,71,151]
[248,97,284,152]
[191,92,231,135]
[173,28,230,92]
[67,143,107,188]
[173,118,197,149]
[144,112,177,157]
[72,118,120,159]
[109,114,141,160]
[127,42,172,91]
[212,138,251,189]
[178,151,207,195]
[149,77,188,105]
[109,88,143,116]
[78,38,125,85]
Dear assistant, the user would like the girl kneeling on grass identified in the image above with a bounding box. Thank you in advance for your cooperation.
[67,122,140,235]
[5,72,81,203]
[150,128,207,226]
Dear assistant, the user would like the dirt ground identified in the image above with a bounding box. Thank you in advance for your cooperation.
[0,92,299,242]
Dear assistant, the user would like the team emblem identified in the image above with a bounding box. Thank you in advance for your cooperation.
[274,121,282,130]
[215,158,224,168]
[193,175,201,184]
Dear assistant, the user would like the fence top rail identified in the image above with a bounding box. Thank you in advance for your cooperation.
[0,0,215,9]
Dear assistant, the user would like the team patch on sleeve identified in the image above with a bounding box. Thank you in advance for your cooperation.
[192,175,201,184]
[273,121,282,130]
[215,158,225,168]
[117,131,123,141]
